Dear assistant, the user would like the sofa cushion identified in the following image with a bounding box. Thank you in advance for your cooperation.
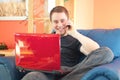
[0,56,27,80]
[77,28,120,58]
[81,57,120,80]
[81,66,119,80]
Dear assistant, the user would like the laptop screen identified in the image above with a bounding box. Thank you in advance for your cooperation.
[15,33,61,71]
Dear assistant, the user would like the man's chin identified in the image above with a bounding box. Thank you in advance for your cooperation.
[60,34,64,36]
[60,32,67,36]
[56,31,66,36]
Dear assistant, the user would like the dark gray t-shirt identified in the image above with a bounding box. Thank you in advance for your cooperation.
[61,35,83,67]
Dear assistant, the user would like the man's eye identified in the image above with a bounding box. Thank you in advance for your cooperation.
[61,20,65,23]
[54,21,58,24]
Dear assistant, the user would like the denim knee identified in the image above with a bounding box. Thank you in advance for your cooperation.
[94,47,114,63]
[21,71,49,80]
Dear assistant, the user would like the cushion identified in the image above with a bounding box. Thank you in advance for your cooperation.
[0,56,26,80]
[81,67,119,80]
[81,57,120,80]
[77,28,120,58]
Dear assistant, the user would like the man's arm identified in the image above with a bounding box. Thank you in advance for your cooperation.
[66,20,100,55]
[67,28,100,55]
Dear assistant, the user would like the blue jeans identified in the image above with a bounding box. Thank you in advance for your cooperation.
[21,47,114,80]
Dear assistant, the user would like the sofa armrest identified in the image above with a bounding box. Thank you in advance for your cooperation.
[0,56,27,80]
[0,56,16,80]
[81,57,120,80]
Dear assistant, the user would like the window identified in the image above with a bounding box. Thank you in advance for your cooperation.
[0,0,28,20]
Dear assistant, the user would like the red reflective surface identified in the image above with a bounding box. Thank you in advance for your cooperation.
[15,33,61,71]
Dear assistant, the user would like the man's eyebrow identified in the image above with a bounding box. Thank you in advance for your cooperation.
[61,18,65,20]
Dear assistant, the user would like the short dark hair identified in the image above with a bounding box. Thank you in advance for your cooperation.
[50,6,69,21]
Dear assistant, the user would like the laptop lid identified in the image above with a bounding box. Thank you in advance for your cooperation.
[15,33,61,72]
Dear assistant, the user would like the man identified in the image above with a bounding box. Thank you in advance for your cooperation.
[22,6,114,80]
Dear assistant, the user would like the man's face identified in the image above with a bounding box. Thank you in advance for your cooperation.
[51,12,68,36]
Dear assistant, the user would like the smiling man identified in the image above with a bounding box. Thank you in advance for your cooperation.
[22,6,114,80]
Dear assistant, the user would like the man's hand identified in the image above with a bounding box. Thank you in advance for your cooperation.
[66,20,77,36]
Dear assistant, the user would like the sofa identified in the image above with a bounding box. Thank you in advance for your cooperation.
[0,28,120,80]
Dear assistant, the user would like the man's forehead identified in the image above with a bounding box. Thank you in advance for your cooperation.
[51,13,68,20]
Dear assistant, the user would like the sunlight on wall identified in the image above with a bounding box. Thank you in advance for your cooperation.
[74,0,94,29]
[48,0,55,13]
[94,0,120,29]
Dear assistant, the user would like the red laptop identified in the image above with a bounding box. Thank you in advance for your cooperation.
[15,33,61,72]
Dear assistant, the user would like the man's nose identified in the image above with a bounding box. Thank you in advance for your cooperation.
[57,23,63,29]
[58,22,63,27]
